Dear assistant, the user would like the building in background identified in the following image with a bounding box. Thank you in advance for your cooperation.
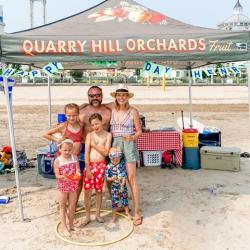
[217,0,250,31]
[30,0,47,28]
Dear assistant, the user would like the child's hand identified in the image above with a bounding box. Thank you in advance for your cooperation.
[56,137,64,144]
[119,186,124,193]
[86,169,93,179]
[110,176,117,182]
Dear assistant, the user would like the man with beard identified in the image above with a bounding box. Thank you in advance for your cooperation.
[77,86,111,203]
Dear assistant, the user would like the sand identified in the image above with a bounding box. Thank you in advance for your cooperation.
[0,85,250,250]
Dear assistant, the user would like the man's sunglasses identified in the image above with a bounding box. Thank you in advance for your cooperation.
[88,94,102,98]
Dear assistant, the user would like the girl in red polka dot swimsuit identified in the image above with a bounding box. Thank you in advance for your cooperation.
[54,139,81,237]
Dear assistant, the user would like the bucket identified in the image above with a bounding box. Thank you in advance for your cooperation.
[183,147,200,170]
[57,113,67,124]
[182,128,198,148]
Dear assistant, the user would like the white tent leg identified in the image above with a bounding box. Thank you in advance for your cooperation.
[3,76,24,222]
[248,61,250,117]
[188,69,193,128]
[48,76,52,128]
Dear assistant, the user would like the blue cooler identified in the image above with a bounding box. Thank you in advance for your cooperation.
[199,132,221,148]
[36,146,56,179]
[183,147,200,170]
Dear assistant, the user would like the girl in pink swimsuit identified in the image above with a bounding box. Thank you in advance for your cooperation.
[54,139,81,237]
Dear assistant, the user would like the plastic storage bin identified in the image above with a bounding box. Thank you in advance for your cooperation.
[200,146,240,171]
[142,151,162,167]
[182,128,198,148]
[183,147,200,170]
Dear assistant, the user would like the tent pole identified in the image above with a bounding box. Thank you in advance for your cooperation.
[248,61,250,117]
[48,75,52,128]
[188,69,193,128]
[3,76,24,222]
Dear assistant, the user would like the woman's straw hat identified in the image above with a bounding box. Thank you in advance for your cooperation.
[110,83,134,98]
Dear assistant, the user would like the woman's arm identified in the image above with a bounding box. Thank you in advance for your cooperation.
[132,108,142,140]
[124,108,142,141]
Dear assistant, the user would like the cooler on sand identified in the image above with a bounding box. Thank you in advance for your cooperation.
[182,147,200,170]
[36,146,56,179]
[182,128,198,148]
[200,146,240,171]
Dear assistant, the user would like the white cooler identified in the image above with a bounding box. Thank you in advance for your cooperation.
[200,146,240,171]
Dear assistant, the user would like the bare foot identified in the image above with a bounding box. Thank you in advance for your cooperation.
[133,215,143,226]
[62,228,71,237]
[110,217,116,223]
[80,218,91,227]
[96,216,105,223]
[126,213,132,221]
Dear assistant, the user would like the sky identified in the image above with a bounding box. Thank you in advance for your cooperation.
[0,0,250,33]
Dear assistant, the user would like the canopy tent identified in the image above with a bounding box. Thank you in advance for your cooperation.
[0,0,250,222]
[0,0,250,68]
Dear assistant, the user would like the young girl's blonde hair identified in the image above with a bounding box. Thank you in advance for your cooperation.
[58,139,74,148]
[64,103,80,114]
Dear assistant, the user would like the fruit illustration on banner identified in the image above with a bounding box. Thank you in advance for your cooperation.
[88,1,167,25]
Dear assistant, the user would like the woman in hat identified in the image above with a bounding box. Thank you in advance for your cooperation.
[109,83,143,225]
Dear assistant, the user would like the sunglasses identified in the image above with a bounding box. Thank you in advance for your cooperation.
[88,93,102,98]
[109,152,123,159]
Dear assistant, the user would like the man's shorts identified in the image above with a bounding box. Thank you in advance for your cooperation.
[112,136,139,163]
[83,160,106,192]
[79,144,85,173]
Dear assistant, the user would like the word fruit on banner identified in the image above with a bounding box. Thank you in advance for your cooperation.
[142,62,172,78]
[192,66,241,80]
[1,62,64,79]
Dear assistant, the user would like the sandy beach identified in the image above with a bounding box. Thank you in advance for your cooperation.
[0,85,250,250]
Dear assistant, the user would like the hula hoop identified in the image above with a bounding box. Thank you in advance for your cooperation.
[55,209,134,246]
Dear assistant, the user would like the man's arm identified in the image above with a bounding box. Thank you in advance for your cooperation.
[79,103,89,110]
[103,102,114,110]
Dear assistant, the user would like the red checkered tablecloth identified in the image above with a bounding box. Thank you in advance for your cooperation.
[136,131,182,166]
